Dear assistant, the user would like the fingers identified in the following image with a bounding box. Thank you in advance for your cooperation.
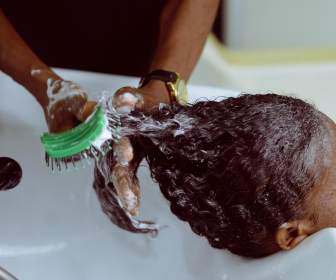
[46,81,98,132]
[113,137,134,164]
[111,137,140,216]
[108,87,145,216]
[46,80,89,132]
[76,100,97,122]
[47,80,87,112]
[93,161,157,234]
[111,164,140,216]
[112,87,144,114]
[48,117,78,133]
[47,98,80,132]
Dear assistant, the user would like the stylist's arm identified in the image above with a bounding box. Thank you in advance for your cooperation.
[0,9,93,132]
[137,0,220,110]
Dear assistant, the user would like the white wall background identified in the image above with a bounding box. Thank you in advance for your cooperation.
[225,0,336,50]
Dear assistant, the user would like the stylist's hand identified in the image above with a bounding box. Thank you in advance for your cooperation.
[110,81,170,216]
[113,80,170,113]
[45,80,97,133]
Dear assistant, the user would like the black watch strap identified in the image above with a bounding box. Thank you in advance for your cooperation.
[139,69,178,88]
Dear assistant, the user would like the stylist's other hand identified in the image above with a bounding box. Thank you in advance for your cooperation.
[46,80,97,133]
[110,87,142,216]
[110,82,170,216]
[113,80,170,113]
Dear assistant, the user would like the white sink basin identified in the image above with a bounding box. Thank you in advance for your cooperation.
[0,68,335,279]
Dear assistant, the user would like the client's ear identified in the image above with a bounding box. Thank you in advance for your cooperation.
[275,220,315,250]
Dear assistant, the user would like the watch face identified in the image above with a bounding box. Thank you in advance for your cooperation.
[176,78,188,105]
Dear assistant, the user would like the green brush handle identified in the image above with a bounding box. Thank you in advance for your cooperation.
[41,106,107,158]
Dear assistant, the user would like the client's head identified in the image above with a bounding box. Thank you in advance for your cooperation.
[122,93,336,258]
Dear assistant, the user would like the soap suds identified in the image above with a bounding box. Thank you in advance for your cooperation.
[119,92,139,104]
[116,106,132,114]
[114,91,143,115]
[120,112,196,139]
[46,79,87,113]
[30,69,42,76]
[91,113,113,150]
[122,189,138,214]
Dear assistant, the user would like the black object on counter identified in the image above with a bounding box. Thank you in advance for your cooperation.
[0,157,22,191]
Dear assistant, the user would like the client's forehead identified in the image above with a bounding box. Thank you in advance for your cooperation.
[314,112,336,166]
[303,114,336,228]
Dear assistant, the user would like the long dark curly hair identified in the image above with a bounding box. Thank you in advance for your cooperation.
[93,94,329,258]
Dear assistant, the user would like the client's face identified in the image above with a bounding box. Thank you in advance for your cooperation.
[275,116,336,251]
[306,117,336,229]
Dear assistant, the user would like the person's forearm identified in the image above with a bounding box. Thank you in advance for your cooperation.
[150,0,220,80]
[0,9,60,108]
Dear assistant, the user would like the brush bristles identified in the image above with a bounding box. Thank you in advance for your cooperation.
[45,106,121,171]
[45,143,114,172]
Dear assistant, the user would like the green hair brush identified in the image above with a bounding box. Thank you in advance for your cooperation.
[41,104,121,171]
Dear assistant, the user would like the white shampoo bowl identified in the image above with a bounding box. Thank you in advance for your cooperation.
[0,69,334,280]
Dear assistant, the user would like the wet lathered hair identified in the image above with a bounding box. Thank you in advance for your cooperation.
[94,94,328,258]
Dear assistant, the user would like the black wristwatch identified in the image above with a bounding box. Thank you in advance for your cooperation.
[139,69,188,104]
